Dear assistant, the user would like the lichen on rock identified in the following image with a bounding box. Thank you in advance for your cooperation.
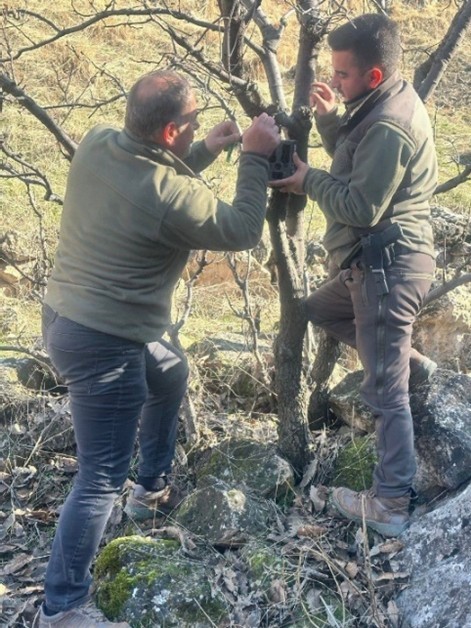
[94,535,229,627]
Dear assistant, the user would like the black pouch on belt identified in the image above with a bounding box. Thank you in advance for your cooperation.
[360,222,403,295]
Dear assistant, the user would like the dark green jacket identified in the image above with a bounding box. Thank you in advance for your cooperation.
[303,73,437,267]
[45,126,270,342]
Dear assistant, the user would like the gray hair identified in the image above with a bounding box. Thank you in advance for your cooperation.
[124,70,192,139]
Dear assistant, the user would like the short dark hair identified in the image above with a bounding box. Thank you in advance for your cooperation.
[125,70,192,139]
[328,13,401,78]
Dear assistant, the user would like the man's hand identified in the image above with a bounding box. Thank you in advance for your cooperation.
[242,113,281,157]
[310,82,337,116]
[268,153,309,194]
[204,120,241,156]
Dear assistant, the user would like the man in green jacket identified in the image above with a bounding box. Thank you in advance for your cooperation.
[271,14,437,537]
[36,70,280,627]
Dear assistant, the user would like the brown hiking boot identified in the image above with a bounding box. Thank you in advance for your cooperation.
[32,601,130,627]
[124,481,185,521]
[330,487,410,537]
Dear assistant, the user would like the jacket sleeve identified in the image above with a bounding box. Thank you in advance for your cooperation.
[183,140,217,174]
[303,122,416,227]
[315,108,341,158]
[157,152,270,251]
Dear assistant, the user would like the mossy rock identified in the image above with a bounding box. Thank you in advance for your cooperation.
[195,438,294,503]
[175,475,273,547]
[94,536,229,627]
[331,436,377,491]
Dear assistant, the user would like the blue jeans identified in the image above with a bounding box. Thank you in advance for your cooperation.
[41,304,188,612]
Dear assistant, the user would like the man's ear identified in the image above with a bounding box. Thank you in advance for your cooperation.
[369,67,383,89]
[156,121,179,149]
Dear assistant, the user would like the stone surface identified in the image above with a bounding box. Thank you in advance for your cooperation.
[95,536,229,627]
[413,285,471,372]
[394,483,471,628]
[187,333,274,411]
[175,475,273,547]
[431,204,470,258]
[328,369,471,499]
[195,438,294,501]
[328,370,373,433]
[410,370,471,495]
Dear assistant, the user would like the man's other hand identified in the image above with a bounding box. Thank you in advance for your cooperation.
[204,120,241,156]
[242,113,281,157]
[310,82,337,116]
[268,153,309,194]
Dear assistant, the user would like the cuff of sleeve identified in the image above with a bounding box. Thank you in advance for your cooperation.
[314,107,339,124]
[303,168,319,196]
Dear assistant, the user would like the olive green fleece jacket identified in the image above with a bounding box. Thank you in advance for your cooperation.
[45,126,270,342]
[303,72,437,268]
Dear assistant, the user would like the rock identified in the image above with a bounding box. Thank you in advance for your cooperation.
[328,369,471,499]
[94,536,229,627]
[413,285,471,372]
[393,483,471,628]
[175,475,273,548]
[0,363,40,425]
[328,370,373,433]
[431,205,471,255]
[195,438,294,501]
[410,369,471,496]
[187,333,274,412]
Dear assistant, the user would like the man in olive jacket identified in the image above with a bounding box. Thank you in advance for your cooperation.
[272,15,437,537]
[36,70,280,628]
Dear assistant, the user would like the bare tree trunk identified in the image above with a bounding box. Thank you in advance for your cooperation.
[415,0,471,102]
[307,332,341,428]
[268,206,312,473]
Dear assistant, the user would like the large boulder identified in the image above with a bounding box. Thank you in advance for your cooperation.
[95,536,230,627]
[194,438,294,501]
[410,369,471,496]
[174,475,273,548]
[393,483,471,628]
[328,370,372,433]
[187,333,274,412]
[328,369,471,498]
[413,285,471,372]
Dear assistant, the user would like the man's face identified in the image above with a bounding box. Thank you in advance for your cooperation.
[330,50,374,102]
[171,92,200,159]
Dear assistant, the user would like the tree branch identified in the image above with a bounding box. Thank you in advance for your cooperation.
[415,0,471,102]
[1,73,77,160]
[423,272,471,305]
[435,164,471,194]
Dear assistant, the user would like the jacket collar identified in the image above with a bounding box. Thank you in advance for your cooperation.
[341,70,402,129]
[118,129,196,177]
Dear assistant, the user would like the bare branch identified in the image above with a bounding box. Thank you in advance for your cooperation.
[435,164,471,195]
[1,73,77,159]
[415,0,471,102]
[2,7,223,62]
[0,142,63,204]
[423,272,471,305]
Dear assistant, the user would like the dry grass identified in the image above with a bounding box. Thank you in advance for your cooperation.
[2,0,469,348]
[1,7,470,623]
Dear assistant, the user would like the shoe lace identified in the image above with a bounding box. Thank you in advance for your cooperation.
[355,488,376,501]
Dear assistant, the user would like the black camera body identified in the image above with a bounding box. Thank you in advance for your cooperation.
[268,140,296,180]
